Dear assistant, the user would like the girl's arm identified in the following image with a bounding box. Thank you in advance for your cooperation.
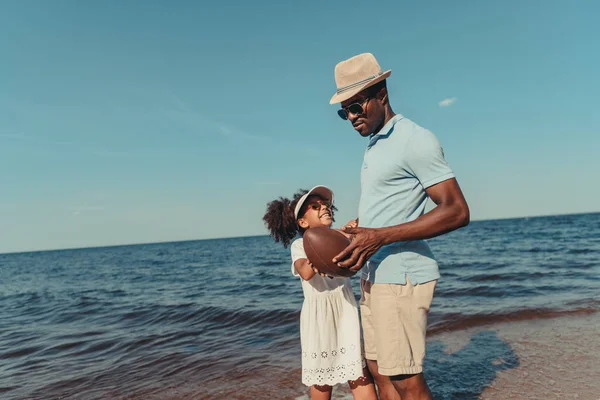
[293,258,316,281]
[294,258,334,280]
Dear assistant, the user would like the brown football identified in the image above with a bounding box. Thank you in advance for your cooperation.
[303,226,355,278]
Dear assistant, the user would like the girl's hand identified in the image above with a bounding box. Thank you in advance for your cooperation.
[308,259,333,279]
[341,218,358,231]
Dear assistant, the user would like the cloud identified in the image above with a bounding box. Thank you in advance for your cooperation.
[93,150,129,158]
[216,124,267,143]
[169,93,192,113]
[0,133,25,139]
[72,206,105,216]
[165,91,268,143]
[255,181,281,186]
[439,97,458,107]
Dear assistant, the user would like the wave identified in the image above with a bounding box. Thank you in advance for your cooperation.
[436,283,567,297]
[525,247,562,253]
[567,248,596,254]
[256,260,286,267]
[428,305,599,335]
[463,271,548,282]
[197,306,298,328]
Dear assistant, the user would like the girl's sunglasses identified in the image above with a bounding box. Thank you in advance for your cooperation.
[306,200,332,211]
[337,98,369,120]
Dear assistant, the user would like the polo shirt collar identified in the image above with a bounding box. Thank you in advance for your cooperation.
[370,114,404,139]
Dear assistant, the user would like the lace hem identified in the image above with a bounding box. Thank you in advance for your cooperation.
[302,359,364,386]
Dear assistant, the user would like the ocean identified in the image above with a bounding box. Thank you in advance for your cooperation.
[1,213,598,399]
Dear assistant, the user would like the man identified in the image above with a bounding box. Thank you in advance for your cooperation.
[329,53,470,400]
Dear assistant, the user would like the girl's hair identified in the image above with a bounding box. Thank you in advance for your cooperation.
[263,188,337,248]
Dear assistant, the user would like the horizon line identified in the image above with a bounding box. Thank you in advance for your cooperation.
[1,210,598,256]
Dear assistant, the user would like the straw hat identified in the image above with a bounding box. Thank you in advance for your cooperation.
[329,53,391,104]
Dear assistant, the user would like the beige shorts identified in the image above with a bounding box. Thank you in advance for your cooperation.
[360,278,437,376]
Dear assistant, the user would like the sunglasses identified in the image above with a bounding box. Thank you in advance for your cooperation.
[338,98,369,120]
[305,200,332,211]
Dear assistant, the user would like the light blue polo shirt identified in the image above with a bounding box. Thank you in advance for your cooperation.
[358,114,455,285]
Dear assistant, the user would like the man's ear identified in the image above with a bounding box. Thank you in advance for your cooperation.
[379,88,389,105]
[298,218,309,229]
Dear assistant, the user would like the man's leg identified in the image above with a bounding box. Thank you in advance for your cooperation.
[390,373,432,400]
[370,279,437,400]
[359,280,399,399]
[366,359,401,400]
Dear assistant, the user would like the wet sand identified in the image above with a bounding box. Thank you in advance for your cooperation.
[200,312,600,400]
[427,312,600,400]
[477,313,599,399]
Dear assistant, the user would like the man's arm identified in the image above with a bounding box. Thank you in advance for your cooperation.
[380,177,469,243]
[334,178,469,270]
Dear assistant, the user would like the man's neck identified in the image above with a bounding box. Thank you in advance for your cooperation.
[373,107,396,135]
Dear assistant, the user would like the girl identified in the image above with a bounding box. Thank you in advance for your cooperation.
[263,185,377,400]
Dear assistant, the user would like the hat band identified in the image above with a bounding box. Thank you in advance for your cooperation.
[336,72,383,94]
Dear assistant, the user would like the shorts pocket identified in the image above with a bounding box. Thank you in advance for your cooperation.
[414,280,437,311]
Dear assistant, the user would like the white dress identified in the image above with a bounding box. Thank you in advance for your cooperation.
[291,238,365,387]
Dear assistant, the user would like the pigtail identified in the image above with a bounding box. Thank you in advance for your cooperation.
[263,196,299,248]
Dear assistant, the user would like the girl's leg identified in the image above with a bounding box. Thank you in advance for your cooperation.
[310,384,332,400]
[348,367,378,400]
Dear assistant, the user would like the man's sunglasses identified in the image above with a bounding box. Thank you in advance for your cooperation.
[337,98,369,120]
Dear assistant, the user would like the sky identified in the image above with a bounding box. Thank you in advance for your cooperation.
[1,0,599,253]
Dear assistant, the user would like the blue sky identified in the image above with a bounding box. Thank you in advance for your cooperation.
[1,1,598,253]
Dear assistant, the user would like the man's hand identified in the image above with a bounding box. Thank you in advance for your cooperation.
[332,227,385,272]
